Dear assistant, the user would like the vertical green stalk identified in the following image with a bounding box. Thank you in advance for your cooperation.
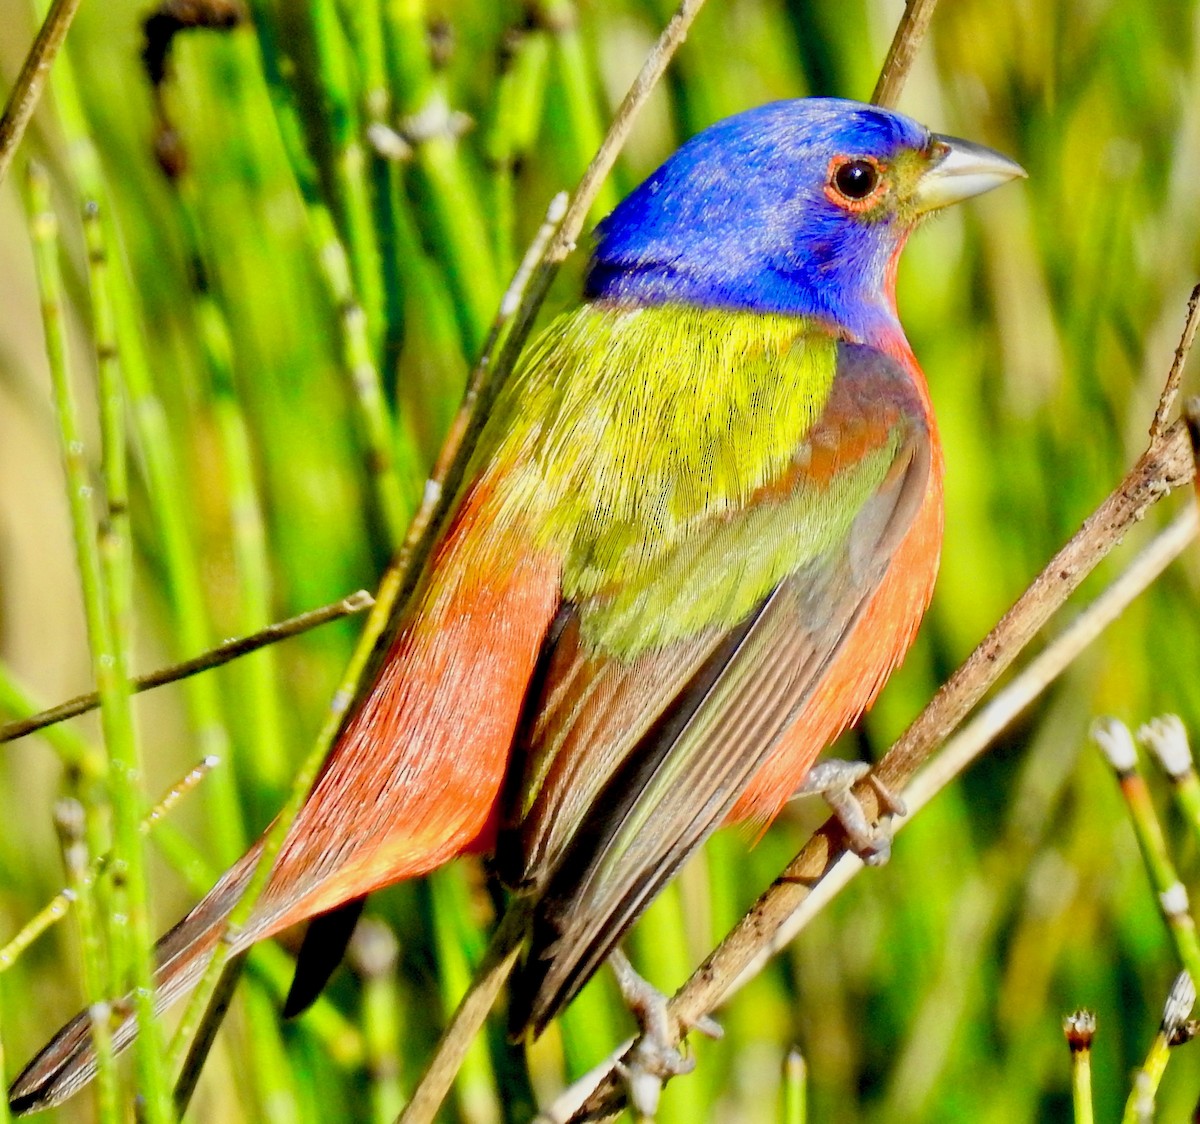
[352,920,405,1123]
[782,1048,807,1124]
[485,18,551,276]
[343,0,409,379]
[541,0,619,224]
[46,29,245,868]
[383,0,500,354]
[0,973,9,1124]
[1063,1012,1094,1124]
[29,167,172,1123]
[174,188,288,794]
[1140,716,1200,848]
[628,885,706,1124]
[245,1,419,542]
[310,0,386,348]
[86,192,175,1124]
[316,203,417,543]
[1093,719,1200,984]
[52,798,119,1123]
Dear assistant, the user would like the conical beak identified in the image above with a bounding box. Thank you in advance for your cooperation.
[913,133,1026,213]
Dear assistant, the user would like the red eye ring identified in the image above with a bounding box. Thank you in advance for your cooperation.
[824,155,887,212]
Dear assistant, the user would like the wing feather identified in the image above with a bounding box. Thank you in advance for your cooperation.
[506,341,934,1033]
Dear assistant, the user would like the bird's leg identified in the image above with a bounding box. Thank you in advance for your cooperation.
[795,760,906,865]
[609,948,722,1119]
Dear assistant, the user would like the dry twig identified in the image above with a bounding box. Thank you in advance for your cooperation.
[0,0,83,187]
[0,591,373,744]
[872,0,941,108]
[562,352,1198,1121]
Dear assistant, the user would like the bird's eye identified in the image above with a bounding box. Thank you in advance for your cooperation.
[832,158,880,201]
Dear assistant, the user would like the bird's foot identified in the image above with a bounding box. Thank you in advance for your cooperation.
[795,760,906,865]
[609,949,722,1119]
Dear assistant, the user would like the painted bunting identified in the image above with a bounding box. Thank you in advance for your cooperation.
[9,97,1022,1113]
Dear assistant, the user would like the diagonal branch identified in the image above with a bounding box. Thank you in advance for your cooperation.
[563,418,1197,1121]
[0,591,373,744]
[872,0,941,108]
[0,0,84,187]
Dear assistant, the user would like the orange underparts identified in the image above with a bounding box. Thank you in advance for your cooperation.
[729,339,944,828]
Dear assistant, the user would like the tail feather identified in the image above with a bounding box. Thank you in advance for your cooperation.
[8,844,263,1116]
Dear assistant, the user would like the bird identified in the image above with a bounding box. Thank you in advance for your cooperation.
[8,96,1023,1114]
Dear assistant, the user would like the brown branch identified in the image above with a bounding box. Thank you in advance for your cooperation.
[0,591,374,744]
[1151,288,1200,441]
[0,0,83,188]
[871,0,941,108]
[722,503,1199,998]
[567,426,1197,1121]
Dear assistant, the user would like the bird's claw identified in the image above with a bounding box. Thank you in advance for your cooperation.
[610,949,722,1119]
[795,760,906,866]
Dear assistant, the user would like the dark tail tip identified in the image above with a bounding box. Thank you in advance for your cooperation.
[282,897,365,1018]
[7,1007,99,1116]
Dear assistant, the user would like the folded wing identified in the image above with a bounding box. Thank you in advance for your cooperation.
[504,340,932,1034]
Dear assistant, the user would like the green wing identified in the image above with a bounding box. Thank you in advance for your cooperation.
[500,337,932,1035]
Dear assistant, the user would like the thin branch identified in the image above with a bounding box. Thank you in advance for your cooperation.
[722,502,1198,998]
[0,0,83,187]
[172,952,248,1117]
[394,902,530,1124]
[0,590,374,744]
[1151,286,1200,441]
[566,417,1195,1120]
[540,500,1199,1122]
[871,0,941,108]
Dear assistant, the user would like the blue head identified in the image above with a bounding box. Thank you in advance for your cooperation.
[587,98,1022,344]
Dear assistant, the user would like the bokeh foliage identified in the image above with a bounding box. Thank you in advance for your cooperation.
[0,0,1199,1121]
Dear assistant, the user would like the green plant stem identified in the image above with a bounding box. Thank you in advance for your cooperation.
[1093,719,1200,985]
[87,193,176,1124]
[485,17,551,275]
[1063,1011,1096,1124]
[782,1049,807,1124]
[0,757,216,973]
[0,975,10,1124]
[310,0,386,348]
[315,203,416,544]
[427,870,500,1122]
[244,0,418,542]
[1139,717,1200,852]
[28,165,172,1123]
[1120,971,1194,1124]
[541,0,619,225]
[383,0,500,354]
[42,30,245,868]
[1071,1049,1093,1124]
[350,920,405,1123]
[53,798,119,1122]
[173,184,289,794]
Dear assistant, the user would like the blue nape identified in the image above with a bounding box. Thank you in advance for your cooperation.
[585,98,931,342]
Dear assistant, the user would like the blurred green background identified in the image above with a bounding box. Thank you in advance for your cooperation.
[1,0,1199,1120]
